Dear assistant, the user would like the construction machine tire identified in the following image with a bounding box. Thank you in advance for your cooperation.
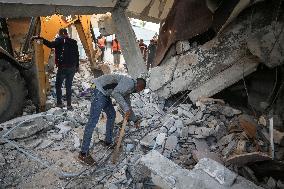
[0,59,26,123]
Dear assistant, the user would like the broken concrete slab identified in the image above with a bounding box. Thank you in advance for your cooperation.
[226,152,271,165]
[149,57,178,92]
[6,117,49,139]
[139,150,262,189]
[189,57,258,103]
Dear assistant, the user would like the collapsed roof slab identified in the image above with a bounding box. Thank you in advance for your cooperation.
[149,2,282,99]
[0,3,113,18]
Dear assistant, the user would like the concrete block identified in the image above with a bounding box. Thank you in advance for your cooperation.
[194,158,237,186]
[165,135,178,151]
[139,150,263,189]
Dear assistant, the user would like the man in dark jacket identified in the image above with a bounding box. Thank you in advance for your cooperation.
[32,28,79,110]
[78,74,146,165]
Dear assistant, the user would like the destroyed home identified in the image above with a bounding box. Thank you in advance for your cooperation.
[0,0,284,188]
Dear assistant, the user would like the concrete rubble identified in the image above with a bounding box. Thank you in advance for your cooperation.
[0,61,283,189]
[139,150,261,189]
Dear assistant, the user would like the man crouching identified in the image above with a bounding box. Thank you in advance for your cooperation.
[78,74,146,165]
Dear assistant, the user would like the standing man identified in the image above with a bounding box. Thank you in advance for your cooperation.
[147,39,157,70]
[111,36,121,70]
[78,74,146,165]
[32,28,79,110]
[138,39,147,62]
[97,34,106,62]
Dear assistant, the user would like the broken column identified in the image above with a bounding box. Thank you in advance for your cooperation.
[112,1,147,78]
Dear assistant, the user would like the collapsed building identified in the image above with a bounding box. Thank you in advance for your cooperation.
[0,0,284,188]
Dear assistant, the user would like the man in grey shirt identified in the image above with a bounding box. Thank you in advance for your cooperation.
[78,74,146,165]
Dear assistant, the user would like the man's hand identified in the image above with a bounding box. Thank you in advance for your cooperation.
[134,119,141,128]
[125,110,131,120]
[76,67,80,73]
[31,36,43,41]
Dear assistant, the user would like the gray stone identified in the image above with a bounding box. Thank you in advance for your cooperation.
[8,117,49,139]
[188,125,214,139]
[165,135,178,151]
[220,106,242,118]
[126,144,135,152]
[140,131,159,147]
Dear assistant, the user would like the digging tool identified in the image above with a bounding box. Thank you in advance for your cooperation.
[112,116,128,164]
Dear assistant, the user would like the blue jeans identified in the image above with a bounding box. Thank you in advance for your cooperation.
[56,67,76,106]
[81,89,116,154]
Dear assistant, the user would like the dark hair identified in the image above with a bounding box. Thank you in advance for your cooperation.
[136,78,146,87]
[59,28,68,36]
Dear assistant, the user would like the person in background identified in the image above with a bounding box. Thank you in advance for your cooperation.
[111,36,121,70]
[138,39,147,62]
[78,74,146,165]
[97,34,106,62]
[147,39,157,70]
[32,28,79,110]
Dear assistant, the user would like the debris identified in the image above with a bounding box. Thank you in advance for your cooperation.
[239,115,257,139]
[226,152,271,165]
[140,131,159,147]
[273,129,284,146]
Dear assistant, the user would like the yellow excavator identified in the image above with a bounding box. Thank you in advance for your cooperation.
[0,15,105,122]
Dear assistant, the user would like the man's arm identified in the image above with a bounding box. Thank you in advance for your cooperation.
[111,78,134,115]
[75,42,80,69]
[42,38,61,48]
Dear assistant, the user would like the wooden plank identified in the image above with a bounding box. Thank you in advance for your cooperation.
[112,116,128,164]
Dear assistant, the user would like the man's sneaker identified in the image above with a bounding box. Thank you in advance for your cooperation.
[67,106,74,111]
[77,153,96,166]
[104,141,115,149]
[56,104,64,108]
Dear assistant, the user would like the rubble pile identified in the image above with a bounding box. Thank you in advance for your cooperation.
[0,62,283,189]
